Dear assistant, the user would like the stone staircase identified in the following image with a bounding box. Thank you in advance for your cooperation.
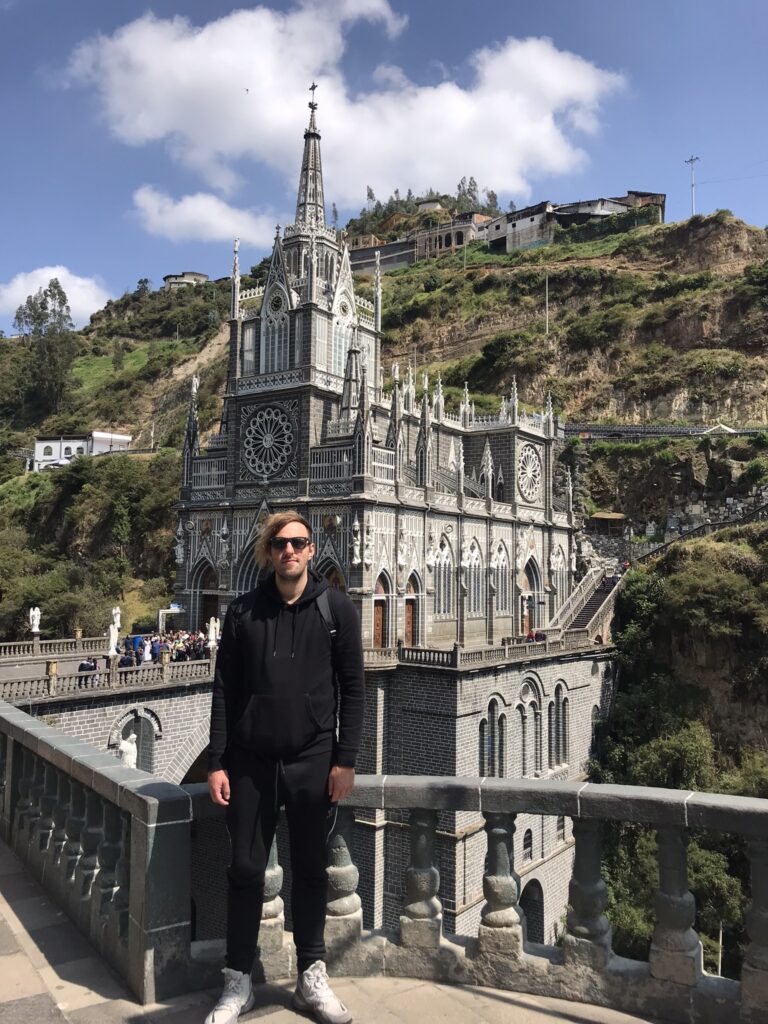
[567,576,620,631]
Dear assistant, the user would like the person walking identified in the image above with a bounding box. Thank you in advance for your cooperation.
[205,511,364,1024]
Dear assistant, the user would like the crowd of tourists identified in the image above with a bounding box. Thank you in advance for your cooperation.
[77,630,211,672]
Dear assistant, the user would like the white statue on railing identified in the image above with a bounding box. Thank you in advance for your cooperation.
[208,617,219,648]
[118,731,138,769]
[29,606,41,633]
[111,605,121,630]
[108,622,120,656]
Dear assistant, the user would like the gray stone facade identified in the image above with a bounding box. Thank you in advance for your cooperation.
[168,98,612,943]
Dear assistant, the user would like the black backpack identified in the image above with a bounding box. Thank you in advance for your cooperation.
[315,589,338,647]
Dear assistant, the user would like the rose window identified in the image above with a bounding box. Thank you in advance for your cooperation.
[517,444,542,502]
[243,407,294,477]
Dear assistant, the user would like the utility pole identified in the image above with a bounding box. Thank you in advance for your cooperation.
[685,155,700,217]
[545,273,549,336]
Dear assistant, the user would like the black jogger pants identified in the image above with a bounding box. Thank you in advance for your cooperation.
[224,735,333,974]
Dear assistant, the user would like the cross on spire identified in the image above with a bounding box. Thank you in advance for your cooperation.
[309,81,318,111]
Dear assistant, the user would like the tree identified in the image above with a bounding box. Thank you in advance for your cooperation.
[112,339,125,372]
[135,278,151,297]
[366,185,376,208]
[13,278,76,415]
[467,176,479,207]
[508,199,517,212]
[331,202,338,227]
[483,188,500,215]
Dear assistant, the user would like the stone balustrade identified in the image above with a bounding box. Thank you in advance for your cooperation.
[0,659,213,705]
[0,629,611,704]
[2,699,767,1021]
[0,634,140,662]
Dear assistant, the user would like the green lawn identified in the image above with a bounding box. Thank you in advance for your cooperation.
[71,345,150,393]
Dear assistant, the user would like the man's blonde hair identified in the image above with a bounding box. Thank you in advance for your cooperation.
[255,510,313,569]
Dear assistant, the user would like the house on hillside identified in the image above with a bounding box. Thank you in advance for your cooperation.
[162,271,209,291]
[486,190,666,254]
[33,431,132,471]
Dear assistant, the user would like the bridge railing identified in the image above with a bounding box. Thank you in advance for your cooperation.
[0,699,193,1004]
[2,700,767,1020]
[0,659,214,704]
[0,634,151,662]
[184,775,768,1024]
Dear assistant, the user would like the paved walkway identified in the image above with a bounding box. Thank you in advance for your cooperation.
[0,841,654,1023]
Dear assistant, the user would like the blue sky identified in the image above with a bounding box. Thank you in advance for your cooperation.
[1,0,767,331]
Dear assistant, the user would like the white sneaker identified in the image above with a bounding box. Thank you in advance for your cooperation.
[293,961,352,1024]
[204,967,255,1024]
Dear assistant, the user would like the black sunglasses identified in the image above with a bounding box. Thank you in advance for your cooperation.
[269,536,312,552]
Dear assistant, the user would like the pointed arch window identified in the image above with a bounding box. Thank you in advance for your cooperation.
[479,699,506,778]
[416,446,426,486]
[494,545,510,613]
[264,312,289,373]
[434,539,454,617]
[466,542,483,617]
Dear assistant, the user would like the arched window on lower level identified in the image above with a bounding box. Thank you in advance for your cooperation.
[43,445,53,457]
[523,828,533,862]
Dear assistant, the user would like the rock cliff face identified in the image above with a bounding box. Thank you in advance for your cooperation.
[377,212,768,425]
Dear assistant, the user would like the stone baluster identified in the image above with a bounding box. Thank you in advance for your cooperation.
[108,812,131,945]
[51,771,70,867]
[15,752,43,858]
[564,819,612,967]
[326,805,363,948]
[44,770,71,903]
[73,788,103,933]
[478,812,525,955]
[400,808,442,948]
[742,837,768,1022]
[29,761,57,876]
[91,801,122,953]
[259,838,284,954]
[61,778,86,896]
[649,827,702,985]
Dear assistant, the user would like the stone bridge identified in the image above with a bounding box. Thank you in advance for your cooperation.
[2,700,767,1024]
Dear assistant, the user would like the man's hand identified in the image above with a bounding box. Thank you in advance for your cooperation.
[328,765,355,803]
[208,769,231,806]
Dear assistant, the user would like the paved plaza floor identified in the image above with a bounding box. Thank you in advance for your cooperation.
[0,840,656,1024]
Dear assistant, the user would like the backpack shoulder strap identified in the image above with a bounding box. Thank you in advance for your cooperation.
[316,589,338,643]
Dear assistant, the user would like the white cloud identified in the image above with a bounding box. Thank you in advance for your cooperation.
[0,267,112,328]
[133,186,287,247]
[64,3,624,211]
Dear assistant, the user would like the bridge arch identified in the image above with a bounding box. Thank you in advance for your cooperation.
[164,719,211,785]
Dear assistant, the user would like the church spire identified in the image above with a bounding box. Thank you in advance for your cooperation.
[295,82,326,228]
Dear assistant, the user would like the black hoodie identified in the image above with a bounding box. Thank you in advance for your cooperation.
[208,568,364,771]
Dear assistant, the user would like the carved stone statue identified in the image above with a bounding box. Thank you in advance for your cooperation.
[111,605,121,630]
[397,525,407,570]
[118,732,138,770]
[363,524,373,570]
[175,537,185,565]
[108,622,120,655]
[29,606,41,633]
[191,374,200,399]
[208,617,218,647]
[351,516,361,567]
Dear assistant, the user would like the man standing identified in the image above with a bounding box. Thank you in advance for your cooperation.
[206,511,364,1024]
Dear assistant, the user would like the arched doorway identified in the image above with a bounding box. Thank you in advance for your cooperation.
[405,574,420,647]
[520,878,545,943]
[373,573,390,648]
[199,564,219,630]
[520,557,542,633]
